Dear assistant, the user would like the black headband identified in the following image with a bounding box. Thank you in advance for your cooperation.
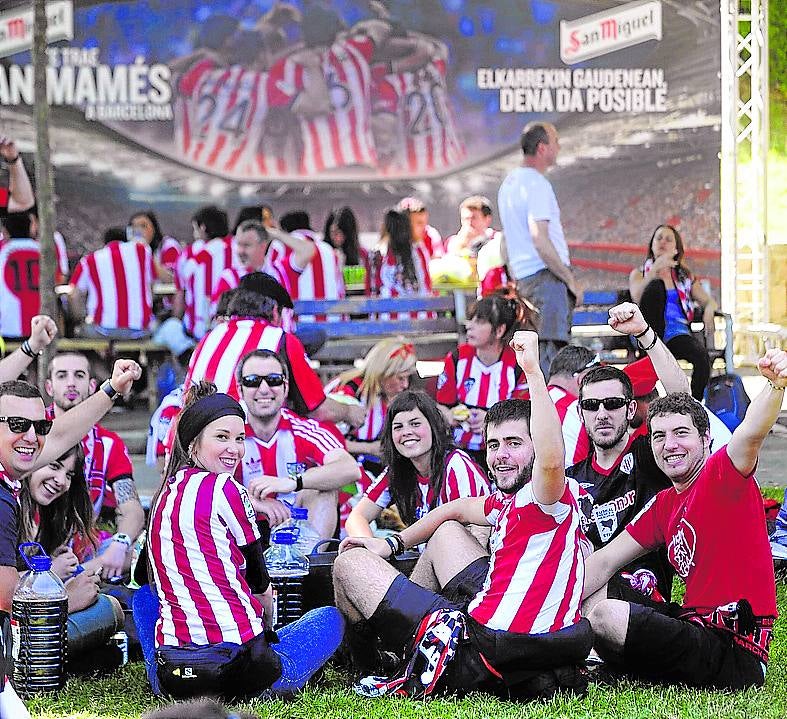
[177,393,245,451]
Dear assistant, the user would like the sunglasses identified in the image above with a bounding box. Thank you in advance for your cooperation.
[0,416,53,436]
[579,397,630,412]
[240,373,286,388]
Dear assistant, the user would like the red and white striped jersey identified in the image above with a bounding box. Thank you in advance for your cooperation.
[0,238,40,337]
[368,243,433,319]
[239,408,345,504]
[285,232,344,322]
[327,375,386,442]
[365,448,489,517]
[69,241,154,331]
[158,236,181,274]
[146,386,184,466]
[149,467,263,647]
[467,478,585,634]
[548,385,590,467]
[372,57,465,175]
[53,231,69,283]
[81,424,134,515]
[184,318,325,416]
[268,35,377,174]
[436,345,529,451]
[175,236,235,339]
[175,60,270,177]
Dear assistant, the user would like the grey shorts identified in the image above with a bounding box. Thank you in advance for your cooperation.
[516,269,574,342]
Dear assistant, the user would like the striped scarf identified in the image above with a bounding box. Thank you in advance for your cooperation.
[643,258,694,322]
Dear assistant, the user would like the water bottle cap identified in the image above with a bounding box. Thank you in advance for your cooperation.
[18,542,52,572]
[271,528,298,545]
[290,506,308,520]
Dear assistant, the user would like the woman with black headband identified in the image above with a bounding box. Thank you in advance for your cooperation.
[135,382,344,699]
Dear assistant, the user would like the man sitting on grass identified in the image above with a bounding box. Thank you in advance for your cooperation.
[333,330,593,700]
[582,346,786,689]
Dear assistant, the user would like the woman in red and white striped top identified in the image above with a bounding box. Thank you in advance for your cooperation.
[128,210,181,280]
[143,382,344,699]
[345,390,490,543]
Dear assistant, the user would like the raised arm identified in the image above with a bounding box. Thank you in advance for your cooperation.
[267,226,316,272]
[510,330,565,505]
[35,360,141,468]
[0,316,57,382]
[0,137,34,211]
[608,302,690,395]
[726,348,787,476]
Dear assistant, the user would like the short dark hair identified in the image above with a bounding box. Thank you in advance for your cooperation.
[549,345,597,380]
[520,122,551,156]
[579,365,633,401]
[103,226,127,245]
[236,219,268,244]
[234,205,270,234]
[129,210,164,253]
[0,380,42,402]
[2,211,32,238]
[238,271,293,309]
[646,392,709,436]
[192,206,229,239]
[236,349,287,384]
[226,288,277,322]
[279,211,311,233]
[484,399,531,441]
[213,288,239,319]
[47,351,90,379]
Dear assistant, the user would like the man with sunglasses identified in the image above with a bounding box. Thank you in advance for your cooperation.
[566,302,691,604]
[236,349,361,542]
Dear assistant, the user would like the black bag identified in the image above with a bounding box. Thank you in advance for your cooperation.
[704,374,750,432]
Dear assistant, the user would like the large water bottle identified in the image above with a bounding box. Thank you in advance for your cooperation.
[263,529,309,630]
[11,543,68,697]
[289,507,322,556]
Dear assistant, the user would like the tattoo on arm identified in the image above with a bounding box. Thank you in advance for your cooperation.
[113,478,140,505]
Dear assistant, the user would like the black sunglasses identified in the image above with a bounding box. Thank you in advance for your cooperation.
[579,397,630,412]
[0,416,53,436]
[240,373,286,388]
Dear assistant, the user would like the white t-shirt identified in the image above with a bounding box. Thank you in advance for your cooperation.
[497,166,569,280]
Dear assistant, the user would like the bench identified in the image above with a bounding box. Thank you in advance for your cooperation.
[1,337,169,411]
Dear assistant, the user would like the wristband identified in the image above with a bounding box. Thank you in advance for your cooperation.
[383,536,397,558]
[767,379,785,392]
[112,532,132,549]
[20,340,41,358]
[637,329,658,352]
[293,473,304,492]
[4,154,19,164]
[100,379,122,402]
[633,324,652,339]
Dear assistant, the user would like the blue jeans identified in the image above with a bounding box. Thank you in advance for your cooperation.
[132,585,344,697]
[68,594,124,657]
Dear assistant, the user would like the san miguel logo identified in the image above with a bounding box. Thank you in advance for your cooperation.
[0,1,74,60]
[560,0,662,65]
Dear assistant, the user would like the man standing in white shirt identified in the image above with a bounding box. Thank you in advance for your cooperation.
[498,122,581,376]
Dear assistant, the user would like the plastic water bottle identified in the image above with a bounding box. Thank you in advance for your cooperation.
[11,543,68,697]
[289,507,322,555]
[263,529,309,630]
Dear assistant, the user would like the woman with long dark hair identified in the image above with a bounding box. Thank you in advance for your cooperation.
[129,209,181,280]
[629,224,717,399]
[436,287,533,468]
[137,381,344,699]
[323,206,366,269]
[345,390,489,539]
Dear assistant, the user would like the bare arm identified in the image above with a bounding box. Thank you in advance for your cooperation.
[582,530,647,599]
[345,438,382,458]
[309,396,367,428]
[0,315,57,382]
[113,478,145,541]
[172,289,185,319]
[511,330,566,505]
[345,496,382,538]
[628,253,676,303]
[0,138,34,211]
[287,49,331,118]
[267,227,316,272]
[35,360,142,468]
[67,288,87,324]
[530,220,580,299]
[0,566,18,612]
[608,302,690,395]
[726,349,787,476]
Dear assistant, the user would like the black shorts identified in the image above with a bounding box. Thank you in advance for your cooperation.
[155,631,282,699]
[624,603,766,689]
[369,556,489,654]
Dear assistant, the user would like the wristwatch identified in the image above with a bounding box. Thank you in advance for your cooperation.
[112,532,132,549]
[100,379,122,402]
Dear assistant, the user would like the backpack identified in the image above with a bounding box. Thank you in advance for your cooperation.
[704,374,750,432]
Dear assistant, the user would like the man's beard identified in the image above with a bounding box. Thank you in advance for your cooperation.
[495,457,534,495]
[590,421,629,450]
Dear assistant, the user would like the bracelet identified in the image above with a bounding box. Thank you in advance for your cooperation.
[293,473,304,492]
[100,379,121,402]
[633,324,652,339]
[384,536,397,558]
[20,340,40,358]
[392,533,405,556]
[637,329,658,352]
[4,154,19,164]
[767,379,785,392]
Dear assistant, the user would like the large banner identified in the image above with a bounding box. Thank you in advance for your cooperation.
[0,0,721,288]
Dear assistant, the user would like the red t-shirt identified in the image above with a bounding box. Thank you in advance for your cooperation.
[627,447,777,617]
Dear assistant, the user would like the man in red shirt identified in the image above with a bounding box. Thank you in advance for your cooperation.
[333,331,592,699]
[45,352,145,580]
[582,345,787,689]
[238,349,360,541]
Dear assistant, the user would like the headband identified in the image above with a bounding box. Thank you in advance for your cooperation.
[177,393,245,451]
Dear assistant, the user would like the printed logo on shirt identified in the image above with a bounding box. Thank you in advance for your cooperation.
[668,517,697,578]
[620,452,634,474]
[592,501,619,543]
[415,506,429,520]
[462,378,476,392]
[437,372,448,390]
[241,490,256,521]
